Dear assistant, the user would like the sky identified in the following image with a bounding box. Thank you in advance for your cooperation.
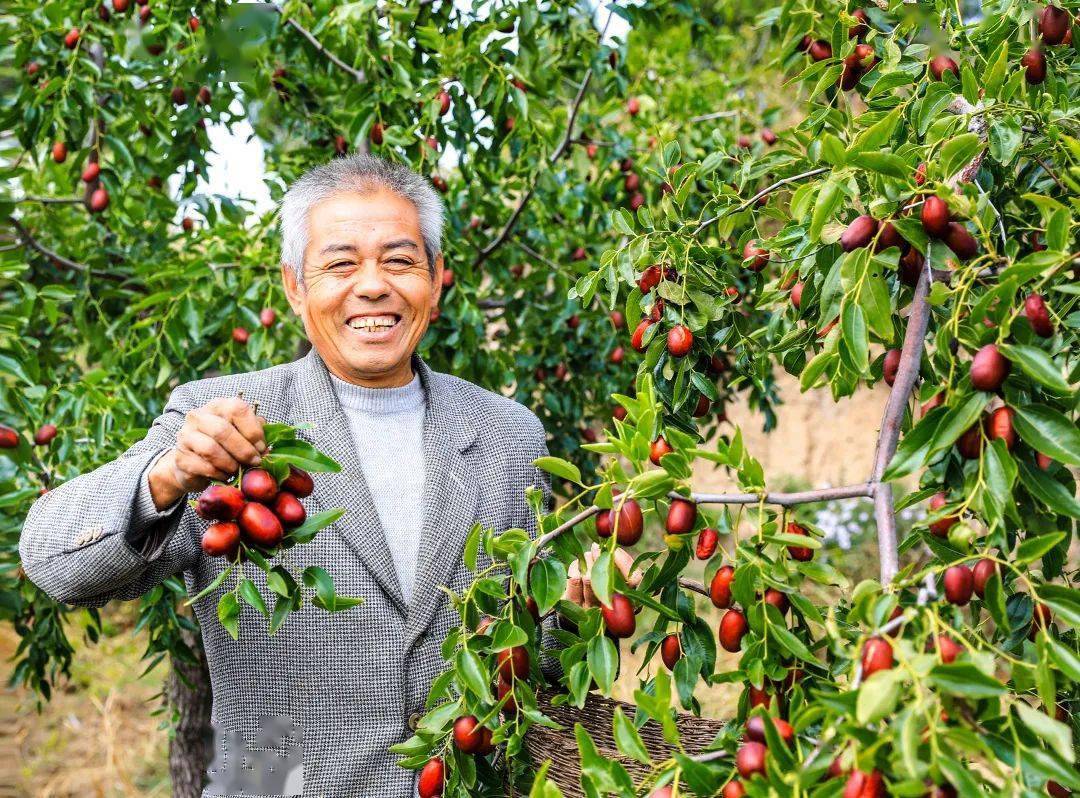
[192,2,629,217]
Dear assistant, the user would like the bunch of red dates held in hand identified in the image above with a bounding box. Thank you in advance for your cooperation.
[185,422,360,638]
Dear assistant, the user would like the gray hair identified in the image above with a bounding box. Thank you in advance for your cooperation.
[278,154,445,282]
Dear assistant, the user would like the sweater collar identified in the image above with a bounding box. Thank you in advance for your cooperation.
[329,370,425,415]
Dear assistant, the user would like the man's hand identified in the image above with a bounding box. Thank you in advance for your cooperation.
[564,543,642,608]
[148,397,267,510]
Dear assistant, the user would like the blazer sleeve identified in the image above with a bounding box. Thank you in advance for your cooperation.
[516,412,564,683]
[18,384,202,607]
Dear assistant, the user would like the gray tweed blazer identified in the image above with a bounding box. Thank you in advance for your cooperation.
[19,350,556,797]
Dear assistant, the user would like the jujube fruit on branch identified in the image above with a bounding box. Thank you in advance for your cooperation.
[196,484,245,521]
[711,565,735,608]
[943,564,974,606]
[942,222,978,261]
[745,715,794,745]
[928,55,959,80]
[786,522,814,561]
[603,499,644,546]
[201,522,241,558]
[882,348,901,386]
[452,715,492,755]
[1024,293,1054,337]
[957,423,983,460]
[840,215,879,252]
[601,593,637,638]
[1022,48,1047,84]
[666,497,697,534]
[932,634,963,664]
[861,636,894,677]
[631,319,651,353]
[927,493,958,538]
[417,757,445,798]
[497,646,529,681]
[808,40,833,61]
[650,436,673,465]
[722,781,746,798]
[238,502,284,548]
[848,8,870,39]
[986,406,1016,450]
[1040,4,1072,44]
[52,141,68,163]
[719,608,749,652]
[742,241,769,271]
[844,769,887,798]
[921,196,951,238]
[667,325,693,358]
[271,492,307,529]
[763,588,789,615]
[972,558,998,598]
[735,740,767,778]
[241,468,279,503]
[33,424,57,446]
[696,528,718,560]
[660,634,682,669]
[969,344,1010,392]
[0,425,19,448]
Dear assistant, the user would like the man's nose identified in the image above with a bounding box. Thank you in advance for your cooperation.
[350,260,391,300]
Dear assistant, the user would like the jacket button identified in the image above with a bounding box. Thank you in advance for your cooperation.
[408,712,421,731]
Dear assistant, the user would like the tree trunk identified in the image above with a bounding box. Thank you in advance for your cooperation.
[168,625,213,798]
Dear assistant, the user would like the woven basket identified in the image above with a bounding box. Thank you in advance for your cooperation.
[511,688,728,797]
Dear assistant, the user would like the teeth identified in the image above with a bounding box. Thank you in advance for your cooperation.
[347,316,398,330]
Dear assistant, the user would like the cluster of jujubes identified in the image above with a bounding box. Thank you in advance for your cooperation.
[195,465,313,558]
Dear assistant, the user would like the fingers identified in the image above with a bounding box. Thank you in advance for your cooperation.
[177,428,242,479]
[614,547,642,588]
[565,559,583,605]
[206,398,267,454]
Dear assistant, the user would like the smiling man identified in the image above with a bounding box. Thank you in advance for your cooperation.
[19,155,633,797]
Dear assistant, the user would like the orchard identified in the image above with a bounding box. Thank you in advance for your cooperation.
[1,0,1078,797]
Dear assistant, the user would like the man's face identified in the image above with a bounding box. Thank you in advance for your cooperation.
[283,188,443,387]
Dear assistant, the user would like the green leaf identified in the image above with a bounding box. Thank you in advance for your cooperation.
[1046,636,1080,682]
[611,707,650,764]
[939,134,983,177]
[1016,533,1067,565]
[929,663,1006,697]
[303,566,336,609]
[587,634,618,693]
[767,622,815,662]
[217,593,240,640]
[810,180,842,241]
[266,440,341,473]
[1013,405,1080,466]
[839,301,868,375]
[530,556,567,615]
[1039,584,1080,628]
[238,579,268,617]
[533,456,582,485]
[1018,462,1080,519]
[1016,702,1073,763]
[456,648,494,702]
[883,408,944,481]
[847,109,900,155]
[185,563,235,605]
[927,392,987,457]
[857,669,902,724]
[287,508,345,545]
[1000,344,1073,395]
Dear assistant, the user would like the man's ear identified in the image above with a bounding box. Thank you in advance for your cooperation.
[431,253,445,305]
[281,263,304,316]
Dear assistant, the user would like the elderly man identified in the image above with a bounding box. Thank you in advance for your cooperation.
[19,154,633,797]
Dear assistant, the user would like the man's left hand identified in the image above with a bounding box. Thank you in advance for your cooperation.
[563,543,642,608]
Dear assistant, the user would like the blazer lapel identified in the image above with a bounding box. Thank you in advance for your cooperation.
[289,351,408,618]
[404,358,479,652]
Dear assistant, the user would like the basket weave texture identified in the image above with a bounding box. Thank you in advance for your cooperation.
[512,688,728,797]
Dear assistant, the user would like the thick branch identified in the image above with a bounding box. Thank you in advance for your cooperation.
[474,69,593,268]
[693,167,829,236]
[271,3,366,84]
[7,219,126,283]
[534,505,601,550]
[869,263,931,582]
[686,483,875,506]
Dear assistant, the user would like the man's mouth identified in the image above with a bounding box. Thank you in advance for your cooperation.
[345,313,402,332]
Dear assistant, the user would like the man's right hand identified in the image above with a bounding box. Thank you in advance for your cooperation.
[148,397,267,510]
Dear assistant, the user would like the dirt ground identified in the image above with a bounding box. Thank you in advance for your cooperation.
[1,372,888,796]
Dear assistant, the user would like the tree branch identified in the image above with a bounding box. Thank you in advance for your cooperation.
[6,219,125,283]
[869,261,932,583]
[688,110,739,123]
[270,3,367,84]
[676,483,875,507]
[474,10,614,269]
[693,167,829,236]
